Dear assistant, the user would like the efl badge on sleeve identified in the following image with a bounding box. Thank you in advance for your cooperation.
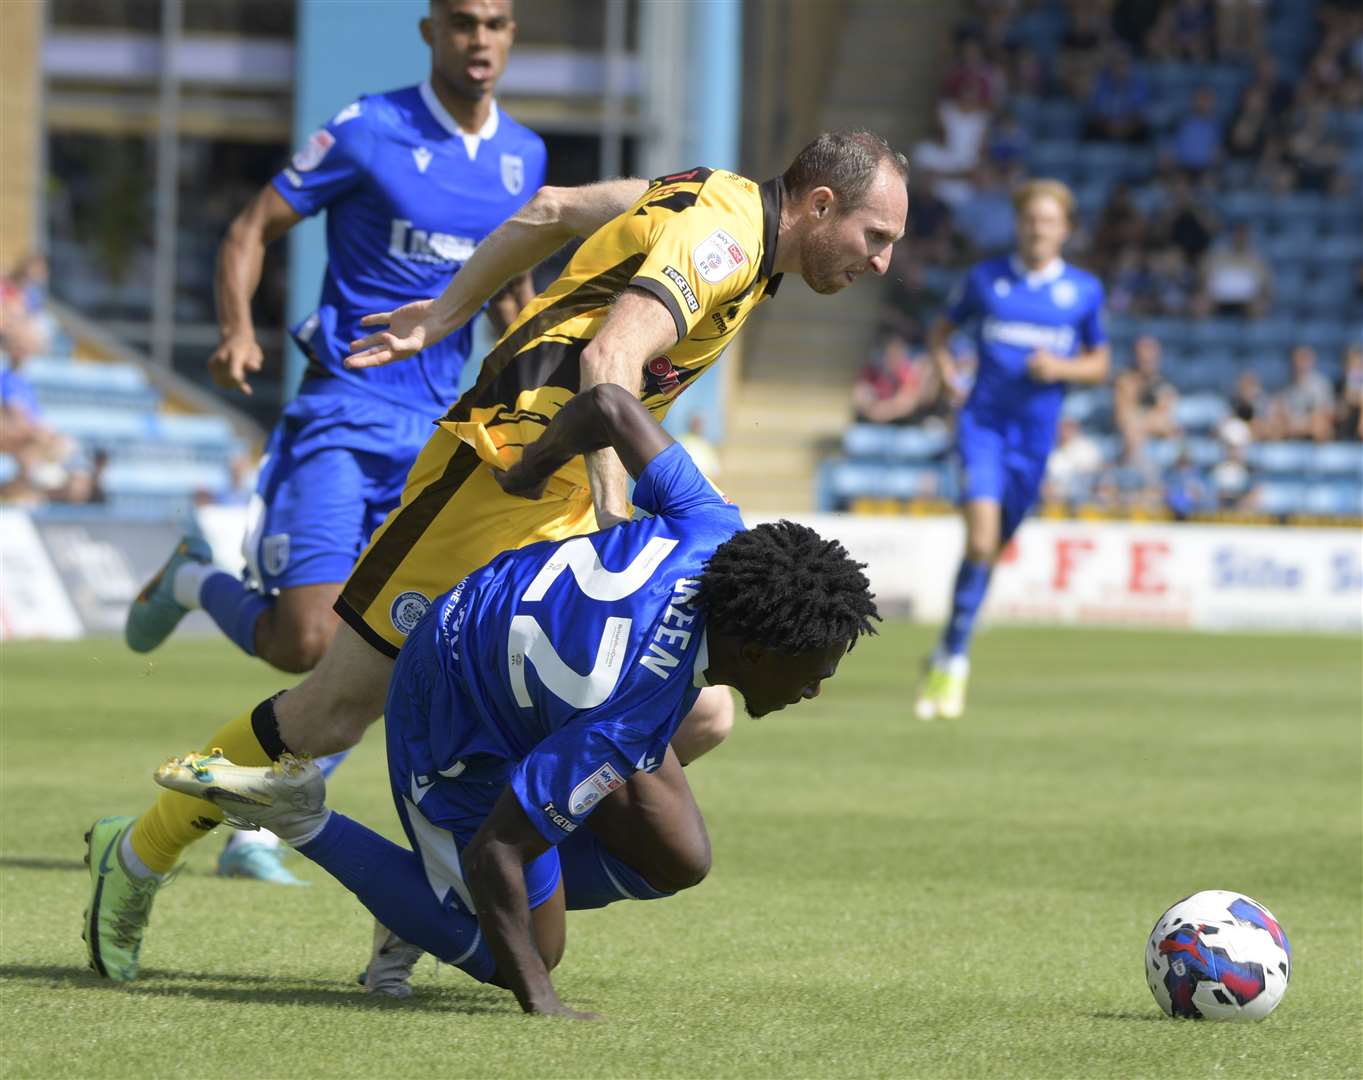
[291,129,335,173]
[500,153,525,195]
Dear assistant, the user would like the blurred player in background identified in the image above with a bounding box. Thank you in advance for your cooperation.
[83,131,908,985]
[916,179,1110,721]
[122,0,544,883]
[155,383,878,1018]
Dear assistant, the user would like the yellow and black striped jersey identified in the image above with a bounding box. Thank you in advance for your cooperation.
[441,167,783,487]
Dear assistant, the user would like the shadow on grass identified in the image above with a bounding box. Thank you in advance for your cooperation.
[0,856,91,873]
[0,963,511,1014]
[1088,1010,1169,1022]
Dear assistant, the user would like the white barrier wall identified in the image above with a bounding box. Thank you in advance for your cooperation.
[1,508,1359,638]
[764,515,1363,635]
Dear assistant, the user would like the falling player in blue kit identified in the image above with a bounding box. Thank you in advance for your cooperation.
[157,382,878,1017]
[123,0,544,882]
[915,180,1110,721]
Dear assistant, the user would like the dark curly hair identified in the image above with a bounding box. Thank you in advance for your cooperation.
[695,521,880,654]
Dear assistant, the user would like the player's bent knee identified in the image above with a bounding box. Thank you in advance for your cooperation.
[644,835,711,894]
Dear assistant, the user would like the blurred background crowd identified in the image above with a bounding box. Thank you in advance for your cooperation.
[841,0,1363,521]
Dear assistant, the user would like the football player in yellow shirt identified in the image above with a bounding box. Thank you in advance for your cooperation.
[83,130,907,988]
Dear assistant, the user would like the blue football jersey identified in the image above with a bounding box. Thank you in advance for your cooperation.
[399,443,742,845]
[273,81,547,417]
[947,255,1106,438]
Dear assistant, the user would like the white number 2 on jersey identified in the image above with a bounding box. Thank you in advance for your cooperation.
[508,535,677,709]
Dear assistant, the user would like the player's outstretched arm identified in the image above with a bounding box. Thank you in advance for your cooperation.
[345,178,650,369]
[464,790,599,1020]
[211,185,302,395]
[496,384,674,502]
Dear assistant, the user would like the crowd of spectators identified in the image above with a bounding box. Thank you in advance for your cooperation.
[0,254,107,505]
[852,0,1363,519]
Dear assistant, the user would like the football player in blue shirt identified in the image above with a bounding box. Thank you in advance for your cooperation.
[915,180,1110,721]
[157,382,879,1017]
[122,0,544,882]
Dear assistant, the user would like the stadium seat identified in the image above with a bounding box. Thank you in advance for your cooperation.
[1313,442,1363,479]
[1184,437,1225,468]
[1174,393,1230,431]
[1304,483,1363,517]
[0,453,17,486]
[1256,481,1309,516]
[888,426,951,462]
[1247,441,1316,477]
[843,424,897,459]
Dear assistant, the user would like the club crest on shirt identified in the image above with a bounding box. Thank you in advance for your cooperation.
[500,153,524,195]
[568,762,625,816]
[390,590,431,635]
[261,533,290,576]
[1050,280,1078,308]
[292,129,335,173]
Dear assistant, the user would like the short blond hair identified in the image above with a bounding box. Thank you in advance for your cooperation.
[1012,178,1076,221]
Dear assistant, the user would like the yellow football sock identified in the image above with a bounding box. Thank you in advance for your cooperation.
[128,708,275,874]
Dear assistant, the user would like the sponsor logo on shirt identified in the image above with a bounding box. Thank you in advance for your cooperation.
[662,265,700,313]
[390,590,431,635]
[692,228,747,284]
[291,128,335,173]
[981,316,1075,355]
[542,802,577,833]
[388,219,476,265]
[501,153,525,195]
[642,355,682,398]
[568,762,626,816]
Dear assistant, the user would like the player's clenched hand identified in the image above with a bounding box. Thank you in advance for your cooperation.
[491,462,552,501]
[208,334,265,396]
[345,299,438,369]
[1026,349,1063,383]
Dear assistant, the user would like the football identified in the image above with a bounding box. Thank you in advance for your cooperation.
[1146,890,1293,1021]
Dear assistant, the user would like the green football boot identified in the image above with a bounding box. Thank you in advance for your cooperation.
[913,664,969,721]
[82,816,164,981]
[124,534,213,653]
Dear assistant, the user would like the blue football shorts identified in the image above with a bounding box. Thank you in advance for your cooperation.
[383,605,562,915]
[956,409,1052,542]
[242,384,434,593]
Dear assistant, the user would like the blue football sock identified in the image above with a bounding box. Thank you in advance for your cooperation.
[296,813,496,982]
[940,559,994,659]
[199,572,271,658]
[558,828,674,910]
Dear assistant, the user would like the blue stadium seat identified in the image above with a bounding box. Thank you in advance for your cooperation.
[1256,481,1309,516]
[1247,441,1316,477]
[1175,393,1230,430]
[888,426,951,462]
[1185,437,1225,468]
[1313,442,1363,479]
[1304,483,1363,517]
[0,453,17,485]
[1143,439,1180,468]
[843,424,897,459]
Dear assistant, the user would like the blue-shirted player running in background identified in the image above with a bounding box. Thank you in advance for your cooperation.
[915,179,1110,721]
[156,383,879,1017]
[124,0,545,882]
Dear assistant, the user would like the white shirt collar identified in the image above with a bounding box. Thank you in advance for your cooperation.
[1010,254,1066,287]
[419,79,499,159]
[692,628,711,689]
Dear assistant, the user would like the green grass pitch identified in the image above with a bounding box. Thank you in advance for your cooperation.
[2,625,1359,1079]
